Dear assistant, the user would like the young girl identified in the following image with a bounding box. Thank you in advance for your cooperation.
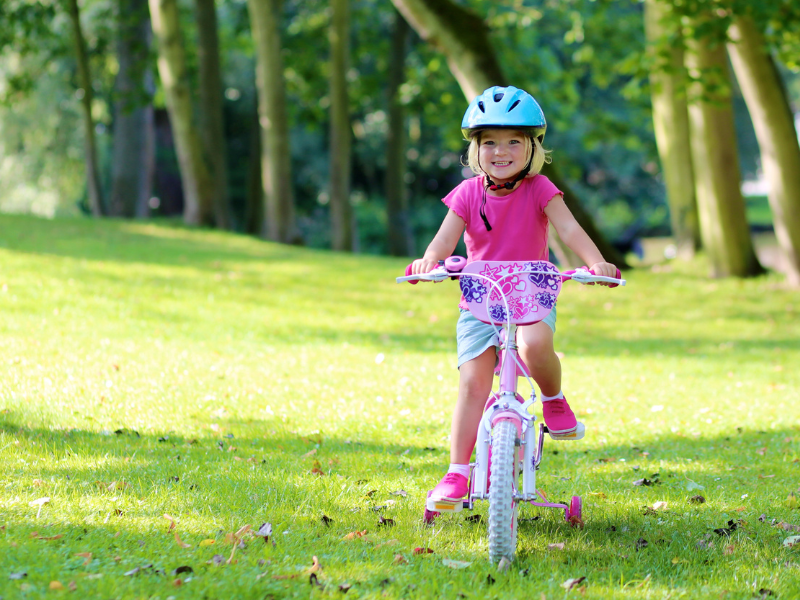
[411,86,618,505]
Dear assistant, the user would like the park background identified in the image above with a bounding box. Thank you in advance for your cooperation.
[2,0,800,598]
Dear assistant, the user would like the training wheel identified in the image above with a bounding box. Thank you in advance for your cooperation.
[423,490,440,524]
[566,495,582,526]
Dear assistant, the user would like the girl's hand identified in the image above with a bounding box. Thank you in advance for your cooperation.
[588,262,618,286]
[411,257,441,275]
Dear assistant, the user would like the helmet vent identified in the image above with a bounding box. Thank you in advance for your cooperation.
[493,92,504,102]
[508,100,520,112]
[478,101,485,113]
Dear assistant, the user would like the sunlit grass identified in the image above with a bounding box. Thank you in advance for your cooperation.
[1,213,799,599]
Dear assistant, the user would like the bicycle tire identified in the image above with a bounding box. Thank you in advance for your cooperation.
[488,419,519,563]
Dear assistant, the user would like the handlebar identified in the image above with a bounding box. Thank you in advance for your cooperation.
[397,260,626,287]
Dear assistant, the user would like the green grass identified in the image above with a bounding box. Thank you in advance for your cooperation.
[1,214,799,599]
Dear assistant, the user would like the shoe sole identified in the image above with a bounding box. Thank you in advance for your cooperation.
[548,421,585,441]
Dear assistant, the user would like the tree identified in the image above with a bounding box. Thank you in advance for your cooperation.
[109,0,155,218]
[329,0,354,251]
[196,0,231,229]
[248,0,296,242]
[727,14,800,286]
[684,17,763,277]
[644,0,700,259]
[149,0,214,225]
[66,0,105,216]
[390,0,627,267]
[385,9,413,256]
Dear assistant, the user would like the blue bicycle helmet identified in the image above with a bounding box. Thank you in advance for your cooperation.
[461,86,546,142]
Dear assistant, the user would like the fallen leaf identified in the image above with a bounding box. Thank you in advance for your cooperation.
[758,474,775,479]
[547,543,565,551]
[724,544,735,555]
[635,538,648,550]
[209,554,226,566]
[393,554,408,565]
[653,501,668,510]
[713,519,740,536]
[321,515,334,526]
[759,589,775,598]
[174,532,192,548]
[163,514,176,531]
[486,574,495,585]
[783,535,800,547]
[587,492,607,498]
[390,490,408,497]
[374,539,399,549]
[302,448,317,458]
[569,515,584,529]
[32,479,47,488]
[68,581,77,591]
[442,558,472,569]
[671,557,684,564]
[75,552,92,566]
[756,447,767,456]
[338,583,352,592]
[172,579,183,587]
[49,581,64,590]
[413,547,434,555]
[465,514,483,523]
[378,516,395,527]
[172,565,193,576]
[310,467,325,476]
[199,539,215,547]
[254,522,273,543]
[124,564,153,576]
[343,530,368,540]
[689,495,706,504]
[633,479,653,487]
[562,577,586,590]
[10,572,27,580]
[775,522,800,532]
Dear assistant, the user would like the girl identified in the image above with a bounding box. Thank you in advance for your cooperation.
[411,86,618,506]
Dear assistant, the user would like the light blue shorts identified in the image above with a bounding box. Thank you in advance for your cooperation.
[456,306,556,369]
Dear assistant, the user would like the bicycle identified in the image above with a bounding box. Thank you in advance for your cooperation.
[397,256,625,563]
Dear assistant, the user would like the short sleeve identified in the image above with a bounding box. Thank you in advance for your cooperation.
[442,179,471,224]
[535,175,563,214]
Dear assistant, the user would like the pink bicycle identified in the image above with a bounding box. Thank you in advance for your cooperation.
[398,257,625,563]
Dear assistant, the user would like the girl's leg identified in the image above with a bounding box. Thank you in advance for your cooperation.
[517,321,561,395]
[450,346,496,464]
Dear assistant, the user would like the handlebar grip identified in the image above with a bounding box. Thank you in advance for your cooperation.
[404,263,419,285]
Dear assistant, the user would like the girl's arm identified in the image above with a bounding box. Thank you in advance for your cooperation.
[544,196,618,280]
[411,209,465,274]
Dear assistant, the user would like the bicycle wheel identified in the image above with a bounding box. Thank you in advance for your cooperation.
[488,419,519,563]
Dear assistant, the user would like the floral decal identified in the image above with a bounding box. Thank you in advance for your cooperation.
[508,294,539,320]
[488,304,507,322]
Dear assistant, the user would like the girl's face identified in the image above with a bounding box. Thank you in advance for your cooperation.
[478,129,530,184]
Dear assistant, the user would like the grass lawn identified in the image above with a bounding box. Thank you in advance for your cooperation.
[1,214,799,600]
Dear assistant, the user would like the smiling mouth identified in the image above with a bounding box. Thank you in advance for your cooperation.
[493,161,511,166]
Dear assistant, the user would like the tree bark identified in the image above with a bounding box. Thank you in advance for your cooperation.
[66,0,105,216]
[149,0,214,225]
[247,0,296,243]
[685,26,764,278]
[245,99,264,236]
[643,0,700,259]
[195,0,230,229]
[329,0,354,251]
[385,9,413,256]
[727,15,800,286]
[390,0,626,267]
[110,0,154,218]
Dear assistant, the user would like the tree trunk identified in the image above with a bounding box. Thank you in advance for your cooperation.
[329,0,353,251]
[110,0,154,218]
[66,0,105,216]
[643,0,700,259]
[727,15,800,286]
[247,0,296,243]
[149,0,214,225]
[390,0,627,267]
[385,9,413,256]
[245,99,264,236]
[196,0,230,229]
[685,26,764,278]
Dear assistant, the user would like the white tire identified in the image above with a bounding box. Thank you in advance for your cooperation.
[488,419,519,563]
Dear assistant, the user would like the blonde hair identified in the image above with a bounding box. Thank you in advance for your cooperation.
[464,130,551,179]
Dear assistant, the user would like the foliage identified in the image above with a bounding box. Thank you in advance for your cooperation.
[2,215,800,598]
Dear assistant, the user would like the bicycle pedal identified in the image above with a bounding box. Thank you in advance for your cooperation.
[548,421,586,441]
[426,497,464,513]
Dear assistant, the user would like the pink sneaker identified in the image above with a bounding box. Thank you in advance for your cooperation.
[429,472,468,502]
[543,396,585,439]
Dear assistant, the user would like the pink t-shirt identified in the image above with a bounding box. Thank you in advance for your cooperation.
[443,174,563,308]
